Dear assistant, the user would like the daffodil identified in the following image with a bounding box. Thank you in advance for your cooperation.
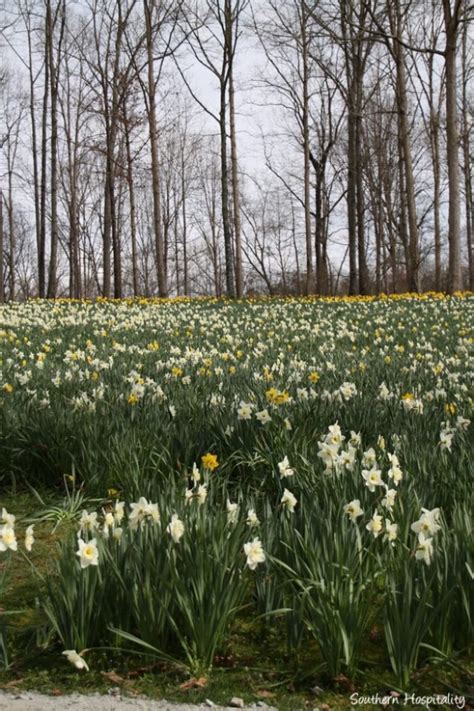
[0,525,17,552]
[278,455,295,478]
[237,401,253,420]
[244,538,266,570]
[25,524,35,552]
[343,499,363,521]
[191,462,201,483]
[226,499,239,523]
[246,509,259,527]
[114,501,125,524]
[366,513,383,538]
[1,508,15,527]
[62,649,89,671]
[281,488,297,513]
[382,489,397,511]
[415,533,434,565]
[362,468,383,492]
[79,510,98,534]
[167,514,185,543]
[76,538,99,568]
[201,452,219,471]
[384,519,398,543]
[411,508,441,537]
[256,409,272,424]
[196,484,208,505]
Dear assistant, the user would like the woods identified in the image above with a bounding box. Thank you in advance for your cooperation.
[0,0,472,299]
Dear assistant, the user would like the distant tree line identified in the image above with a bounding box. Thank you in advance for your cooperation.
[0,0,472,301]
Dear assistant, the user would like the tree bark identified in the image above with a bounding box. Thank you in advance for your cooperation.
[301,0,314,295]
[0,189,4,302]
[443,0,463,293]
[228,10,243,297]
[144,0,167,297]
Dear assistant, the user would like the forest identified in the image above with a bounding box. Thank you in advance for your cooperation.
[0,0,472,300]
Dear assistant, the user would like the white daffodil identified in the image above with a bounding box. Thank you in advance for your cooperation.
[439,429,454,451]
[113,501,125,524]
[1,508,15,527]
[349,430,362,447]
[237,401,253,420]
[145,501,160,523]
[278,455,295,478]
[62,650,89,671]
[226,499,239,523]
[0,525,17,552]
[317,442,340,470]
[366,513,383,538]
[129,496,149,528]
[326,422,345,447]
[79,510,98,534]
[191,462,201,483]
[25,524,35,552]
[362,448,377,468]
[114,501,125,524]
[246,509,260,527]
[382,489,397,511]
[456,415,470,430]
[411,508,441,537]
[343,499,363,522]
[76,538,99,568]
[387,464,403,485]
[196,484,208,505]
[256,409,272,425]
[103,511,114,529]
[384,519,398,542]
[244,538,266,570]
[339,446,357,471]
[281,488,297,513]
[362,468,383,492]
[415,533,434,565]
[167,514,184,543]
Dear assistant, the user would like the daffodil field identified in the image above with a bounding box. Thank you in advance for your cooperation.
[0,294,473,698]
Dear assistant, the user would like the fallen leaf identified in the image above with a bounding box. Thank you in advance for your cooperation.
[334,674,355,693]
[0,678,24,689]
[100,670,124,684]
[179,677,208,690]
[255,689,276,699]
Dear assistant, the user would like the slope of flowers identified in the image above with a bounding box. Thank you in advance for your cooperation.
[0,294,473,687]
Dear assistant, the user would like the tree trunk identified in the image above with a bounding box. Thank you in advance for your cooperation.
[7,170,15,301]
[431,112,442,290]
[393,28,418,289]
[25,13,42,300]
[347,109,358,294]
[144,0,167,297]
[228,25,243,297]
[301,1,314,295]
[0,189,4,302]
[181,161,189,296]
[444,3,463,293]
[461,2,473,289]
[39,8,50,299]
[220,81,235,297]
[124,103,139,297]
[46,0,64,299]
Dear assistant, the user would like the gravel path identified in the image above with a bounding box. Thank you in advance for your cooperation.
[0,692,278,711]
